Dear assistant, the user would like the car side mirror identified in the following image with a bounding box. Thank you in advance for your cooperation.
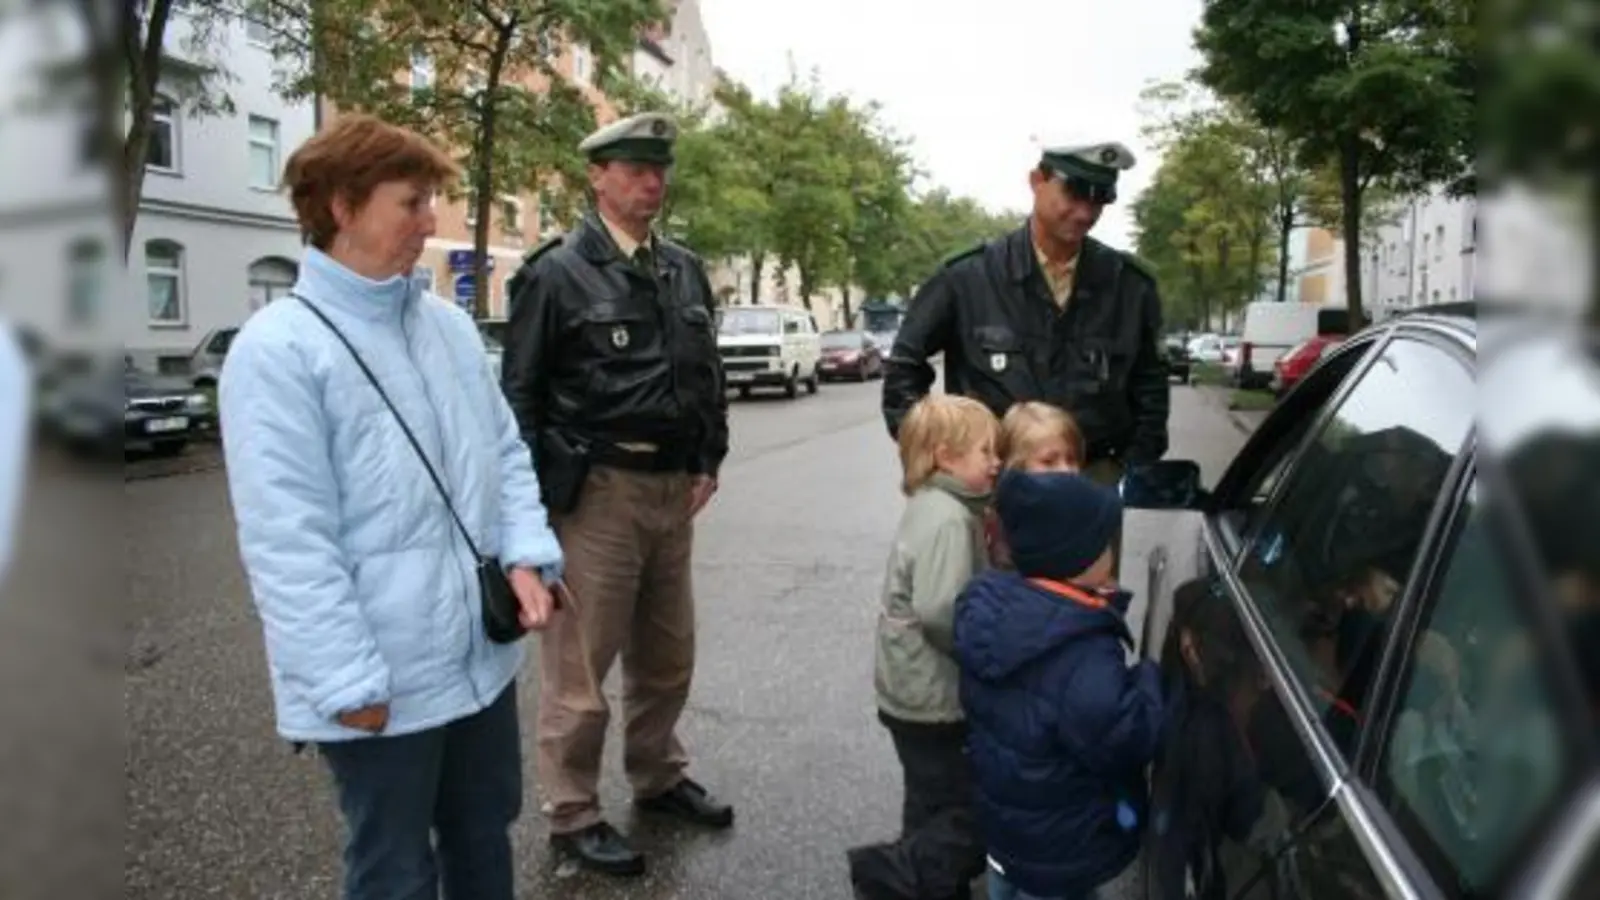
[1120,460,1207,510]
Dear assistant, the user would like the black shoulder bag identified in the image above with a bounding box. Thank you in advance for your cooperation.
[294,295,527,644]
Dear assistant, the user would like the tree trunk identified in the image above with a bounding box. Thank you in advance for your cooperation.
[471,26,514,320]
[121,0,174,259]
[1338,136,1366,327]
[749,253,765,304]
[1276,210,1294,303]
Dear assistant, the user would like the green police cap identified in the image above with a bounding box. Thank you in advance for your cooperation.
[578,112,677,166]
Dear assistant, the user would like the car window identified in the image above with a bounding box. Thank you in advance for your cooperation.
[1219,338,1368,541]
[783,316,801,335]
[1238,337,1473,757]
[1378,478,1579,895]
[206,329,236,355]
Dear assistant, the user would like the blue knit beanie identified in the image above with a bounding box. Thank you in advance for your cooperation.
[997,469,1123,580]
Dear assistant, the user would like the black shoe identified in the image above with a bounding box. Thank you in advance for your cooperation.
[549,821,645,877]
[635,777,735,829]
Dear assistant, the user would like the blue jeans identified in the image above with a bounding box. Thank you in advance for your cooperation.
[987,865,1102,900]
[319,683,522,900]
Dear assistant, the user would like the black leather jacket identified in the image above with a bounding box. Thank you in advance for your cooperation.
[882,223,1170,464]
[501,213,729,477]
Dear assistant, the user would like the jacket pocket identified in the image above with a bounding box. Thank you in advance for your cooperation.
[578,301,659,360]
[875,613,945,716]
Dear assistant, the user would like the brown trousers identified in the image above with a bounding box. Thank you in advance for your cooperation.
[536,466,696,834]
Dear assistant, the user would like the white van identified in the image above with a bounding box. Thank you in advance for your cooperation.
[1235,302,1349,388]
[716,305,822,399]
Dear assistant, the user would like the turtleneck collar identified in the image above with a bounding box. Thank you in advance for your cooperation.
[928,472,994,513]
[292,246,417,323]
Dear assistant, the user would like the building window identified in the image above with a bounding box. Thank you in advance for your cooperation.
[538,191,559,236]
[411,50,434,94]
[248,116,280,188]
[500,197,524,236]
[1435,225,1445,259]
[247,257,297,313]
[146,95,179,171]
[245,17,272,46]
[572,44,591,84]
[145,240,185,325]
[65,238,106,328]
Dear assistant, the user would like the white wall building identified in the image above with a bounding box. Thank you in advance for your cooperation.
[1363,187,1478,321]
[125,8,317,371]
[631,0,718,110]
[0,4,122,359]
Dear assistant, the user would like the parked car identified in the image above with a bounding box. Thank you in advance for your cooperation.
[1122,305,1600,900]
[1163,337,1192,384]
[1234,301,1350,389]
[41,356,214,456]
[1188,333,1226,364]
[1271,333,1345,396]
[187,327,238,388]
[716,305,822,399]
[818,329,884,381]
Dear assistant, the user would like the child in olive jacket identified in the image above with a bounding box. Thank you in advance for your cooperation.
[848,394,999,900]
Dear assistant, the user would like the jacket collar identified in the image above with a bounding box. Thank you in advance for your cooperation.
[1004,221,1108,289]
[572,210,681,284]
[292,246,416,323]
[928,472,994,514]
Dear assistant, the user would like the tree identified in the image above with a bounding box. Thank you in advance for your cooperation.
[885,190,1017,303]
[1132,121,1274,330]
[120,1,239,257]
[1140,79,1310,306]
[257,0,664,317]
[763,85,856,311]
[834,101,916,322]
[1195,0,1475,326]
[1480,0,1598,321]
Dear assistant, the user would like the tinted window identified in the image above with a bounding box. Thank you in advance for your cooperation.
[1220,338,1368,541]
[1379,480,1577,895]
[719,308,779,335]
[1239,337,1473,756]
[206,329,236,355]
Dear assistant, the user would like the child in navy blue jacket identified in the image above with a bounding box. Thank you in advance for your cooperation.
[953,470,1166,900]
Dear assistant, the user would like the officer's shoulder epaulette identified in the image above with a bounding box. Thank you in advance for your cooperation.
[1118,249,1158,283]
[520,233,565,269]
[941,242,985,269]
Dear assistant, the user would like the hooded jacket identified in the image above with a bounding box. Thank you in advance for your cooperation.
[953,570,1165,896]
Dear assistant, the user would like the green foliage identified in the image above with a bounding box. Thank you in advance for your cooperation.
[255,0,666,315]
[1193,0,1475,324]
[1133,88,1276,331]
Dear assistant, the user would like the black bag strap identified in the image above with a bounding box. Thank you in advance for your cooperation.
[293,294,483,560]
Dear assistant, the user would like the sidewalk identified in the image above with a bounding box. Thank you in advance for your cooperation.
[1196,384,1268,436]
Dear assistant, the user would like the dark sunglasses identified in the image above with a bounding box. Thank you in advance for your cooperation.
[1060,175,1116,206]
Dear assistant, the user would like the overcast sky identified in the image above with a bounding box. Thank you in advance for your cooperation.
[699,0,1204,250]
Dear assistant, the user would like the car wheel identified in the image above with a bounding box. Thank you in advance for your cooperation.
[784,369,799,398]
[805,366,820,394]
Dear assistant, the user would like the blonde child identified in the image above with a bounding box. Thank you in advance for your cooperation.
[848,394,999,900]
[987,402,1086,569]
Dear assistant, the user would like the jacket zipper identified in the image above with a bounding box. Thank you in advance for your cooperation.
[397,300,484,710]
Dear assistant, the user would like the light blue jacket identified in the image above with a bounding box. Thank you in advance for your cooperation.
[219,248,563,742]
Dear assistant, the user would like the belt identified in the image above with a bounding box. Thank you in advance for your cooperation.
[590,440,693,473]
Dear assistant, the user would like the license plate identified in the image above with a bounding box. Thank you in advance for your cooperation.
[146,416,189,434]
[821,362,837,369]
[726,372,754,384]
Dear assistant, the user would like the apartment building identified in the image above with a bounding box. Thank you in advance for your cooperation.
[123,10,317,372]
[1363,187,1478,320]
[1293,225,1348,309]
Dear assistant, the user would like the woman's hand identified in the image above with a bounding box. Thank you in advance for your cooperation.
[510,566,556,630]
[338,703,390,733]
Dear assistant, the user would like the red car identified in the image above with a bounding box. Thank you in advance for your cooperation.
[1271,334,1344,396]
[818,330,884,381]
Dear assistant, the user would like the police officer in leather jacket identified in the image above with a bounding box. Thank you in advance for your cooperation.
[500,112,732,878]
[882,141,1171,474]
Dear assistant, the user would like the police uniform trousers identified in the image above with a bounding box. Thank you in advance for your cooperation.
[535,465,696,834]
[1082,457,1126,580]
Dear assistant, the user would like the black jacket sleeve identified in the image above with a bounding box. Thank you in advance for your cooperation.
[689,266,730,479]
[882,272,957,439]
[1125,271,1171,463]
[501,261,556,453]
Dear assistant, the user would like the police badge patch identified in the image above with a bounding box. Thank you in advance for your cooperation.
[611,325,630,349]
[990,352,1007,372]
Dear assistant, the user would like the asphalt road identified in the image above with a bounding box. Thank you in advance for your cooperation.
[108,377,1249,900]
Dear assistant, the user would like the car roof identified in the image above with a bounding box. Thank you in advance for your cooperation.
[1380,301,1478,352]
